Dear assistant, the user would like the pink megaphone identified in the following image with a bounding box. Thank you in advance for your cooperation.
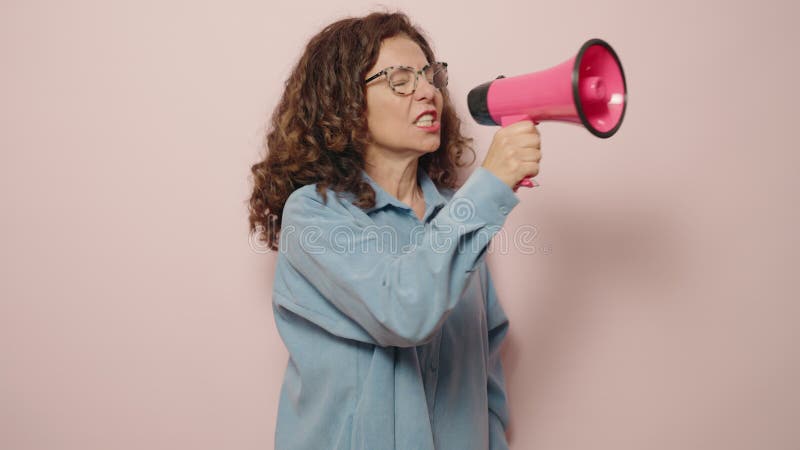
[468,38,627,188]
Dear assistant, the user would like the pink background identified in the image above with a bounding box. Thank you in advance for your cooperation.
[2,0,798,449]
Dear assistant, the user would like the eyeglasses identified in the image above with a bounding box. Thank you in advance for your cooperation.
[364,62,448,95]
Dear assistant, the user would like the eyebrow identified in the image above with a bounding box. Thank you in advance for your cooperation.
[385,62,431,69]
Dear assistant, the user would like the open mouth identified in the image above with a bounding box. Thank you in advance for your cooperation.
[413,110,437,127]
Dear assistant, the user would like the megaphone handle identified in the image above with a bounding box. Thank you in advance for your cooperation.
[500,115,540,189]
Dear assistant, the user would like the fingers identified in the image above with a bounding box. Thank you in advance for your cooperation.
[508,141,542,162]
[520,151,542,163]
[481,121,543,190]
[501,122,541,149]
[520,160,540,177]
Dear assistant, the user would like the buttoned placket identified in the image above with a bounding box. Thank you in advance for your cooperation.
[407,195,445,420]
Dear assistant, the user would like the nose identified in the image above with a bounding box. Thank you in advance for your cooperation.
[413,74,438,101]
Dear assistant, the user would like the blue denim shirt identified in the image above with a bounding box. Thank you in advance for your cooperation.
[272,167,520,450]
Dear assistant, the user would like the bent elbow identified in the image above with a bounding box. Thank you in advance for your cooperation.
[372,312,447,348]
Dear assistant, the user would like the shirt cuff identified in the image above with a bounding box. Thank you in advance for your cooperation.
[453,167,520,226]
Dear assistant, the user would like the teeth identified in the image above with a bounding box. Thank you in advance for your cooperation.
[416,120,433,127]
[415,114,434,125]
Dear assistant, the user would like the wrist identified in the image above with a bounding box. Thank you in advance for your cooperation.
[480,165,516,190]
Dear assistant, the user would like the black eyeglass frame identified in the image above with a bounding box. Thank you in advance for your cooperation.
[364,62,448,95]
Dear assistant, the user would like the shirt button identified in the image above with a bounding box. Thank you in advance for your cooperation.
[499,206,509,216]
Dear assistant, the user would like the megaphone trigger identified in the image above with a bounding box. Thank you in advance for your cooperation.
[517,178,537,189]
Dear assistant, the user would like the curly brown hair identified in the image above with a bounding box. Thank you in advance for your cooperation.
[248,11,476,251]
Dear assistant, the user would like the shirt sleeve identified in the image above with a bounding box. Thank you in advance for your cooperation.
[276,167,519,348]
[483,263,511,450]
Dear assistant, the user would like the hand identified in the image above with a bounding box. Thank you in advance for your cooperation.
[481,121,542,191]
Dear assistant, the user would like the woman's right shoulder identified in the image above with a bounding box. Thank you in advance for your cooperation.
[284,183,324,207]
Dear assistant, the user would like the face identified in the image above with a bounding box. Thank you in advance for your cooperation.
[364,35,444,159]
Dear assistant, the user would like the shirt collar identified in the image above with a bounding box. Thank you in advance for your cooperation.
[361,166,448,215]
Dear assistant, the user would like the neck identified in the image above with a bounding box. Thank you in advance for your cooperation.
[364,147,422,205]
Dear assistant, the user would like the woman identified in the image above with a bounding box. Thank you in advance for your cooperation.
[249,11,541,450]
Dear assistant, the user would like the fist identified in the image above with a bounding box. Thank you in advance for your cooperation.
[481,121,542,190]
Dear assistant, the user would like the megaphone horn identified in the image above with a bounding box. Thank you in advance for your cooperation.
[468,38,627,139]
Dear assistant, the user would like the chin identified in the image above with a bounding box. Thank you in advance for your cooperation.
[417,143,439,154]
[421,138,441,152]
